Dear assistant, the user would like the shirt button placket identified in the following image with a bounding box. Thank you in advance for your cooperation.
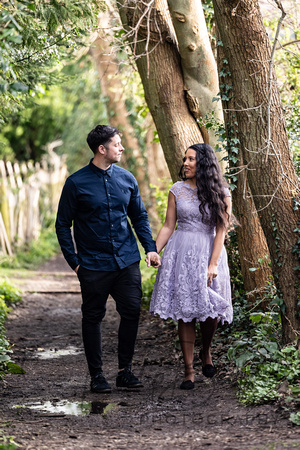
[105,176,115,254]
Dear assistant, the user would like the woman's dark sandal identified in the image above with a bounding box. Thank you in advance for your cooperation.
[180,379,195,390]
[202,364,216,378]
[199,350,216,378]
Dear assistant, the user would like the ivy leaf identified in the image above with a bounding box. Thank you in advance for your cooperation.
[27,3,36,11]
[263,342,278,354]
[6,362,26,374]
[235,351,254,367]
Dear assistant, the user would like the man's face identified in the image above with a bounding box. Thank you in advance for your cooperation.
[103,134,124,164]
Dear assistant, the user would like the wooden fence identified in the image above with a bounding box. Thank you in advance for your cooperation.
[0,142,67,255]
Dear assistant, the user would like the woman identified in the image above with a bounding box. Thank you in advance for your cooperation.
[150,143,233,390]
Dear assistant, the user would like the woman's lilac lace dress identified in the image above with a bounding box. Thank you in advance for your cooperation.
[150,181,233,324]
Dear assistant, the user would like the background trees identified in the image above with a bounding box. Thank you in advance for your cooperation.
[0,0,99,123]
[0,0,299,342]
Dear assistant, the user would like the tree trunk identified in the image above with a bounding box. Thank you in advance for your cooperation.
[233,151,273,298]
[117,0,204,182]
[146,130,170,184]
[166,0,226,169]
[216,33,273,298]
[145,119,171,232]
[213,0,300,343]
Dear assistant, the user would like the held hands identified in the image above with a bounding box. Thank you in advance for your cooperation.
[207,263,218,287]
[146,252,161,268]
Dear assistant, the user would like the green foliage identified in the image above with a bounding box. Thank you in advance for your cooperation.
[290,412,300,426]
[0,428,20,448]
[149,181,172,224]
[0,279,22,307]
[141,181,172,307]
[0,56,107,164]
[236,344,299,406]
[0,86,69,161]
[225,229,244,298]
[286,95,300,168]
[0,0,101,123]
[226,294,299,422]
[0,218,59,270]
[0,279,23,380]
[141,271,157,309]
[202,0,214,35]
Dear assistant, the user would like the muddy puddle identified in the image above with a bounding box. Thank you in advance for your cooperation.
[34,346,83,359]
[13,400,120,417]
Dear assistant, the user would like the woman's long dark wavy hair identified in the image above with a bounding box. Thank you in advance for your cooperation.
[179,143,230,228]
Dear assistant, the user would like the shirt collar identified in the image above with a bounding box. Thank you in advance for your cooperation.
[89,159,114,177]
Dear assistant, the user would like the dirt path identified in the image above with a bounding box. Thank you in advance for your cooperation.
[1,254,299,449]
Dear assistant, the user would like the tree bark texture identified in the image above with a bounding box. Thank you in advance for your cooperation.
[213,0,300,342]
[216,31,273,297]
[232,151,273,298]
[166,0,226,168]
[117,0,204,182]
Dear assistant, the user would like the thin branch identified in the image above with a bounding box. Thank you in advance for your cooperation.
[223,101,266,113]
[132,0,155,55]
[255,177,283,212]
[145,0,152,77]
[268,139,300,194]
[281,39,300,48]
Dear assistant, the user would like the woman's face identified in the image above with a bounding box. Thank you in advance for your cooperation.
[183,148,197,179]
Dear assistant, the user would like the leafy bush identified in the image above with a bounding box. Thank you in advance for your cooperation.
[0,280,23,379]
[227,296,299,422]
[0,428,20,448]
[236,345,299,405]
[0,280,22,307]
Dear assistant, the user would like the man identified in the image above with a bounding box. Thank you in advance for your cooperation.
[56,125,160,393]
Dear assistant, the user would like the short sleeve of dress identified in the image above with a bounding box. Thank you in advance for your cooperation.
[169,181,181,199]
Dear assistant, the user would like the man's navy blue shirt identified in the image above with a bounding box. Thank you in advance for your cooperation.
[55,160,157,271]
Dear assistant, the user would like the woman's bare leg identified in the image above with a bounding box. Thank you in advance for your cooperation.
[178,319,196,381]
[200,317,218,366]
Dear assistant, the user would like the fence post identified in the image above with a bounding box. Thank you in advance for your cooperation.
[0,146,68,256]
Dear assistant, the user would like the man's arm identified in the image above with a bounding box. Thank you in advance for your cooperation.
[55,178,80,271]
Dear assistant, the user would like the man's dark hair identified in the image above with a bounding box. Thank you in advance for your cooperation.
[87,125,121,154]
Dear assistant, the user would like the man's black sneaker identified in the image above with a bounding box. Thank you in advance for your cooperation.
[91,373,112,393]
[116,367,143,388]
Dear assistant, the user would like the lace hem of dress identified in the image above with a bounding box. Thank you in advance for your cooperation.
[150,311,232,325]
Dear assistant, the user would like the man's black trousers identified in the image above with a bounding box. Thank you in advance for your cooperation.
[77,262,142,377]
